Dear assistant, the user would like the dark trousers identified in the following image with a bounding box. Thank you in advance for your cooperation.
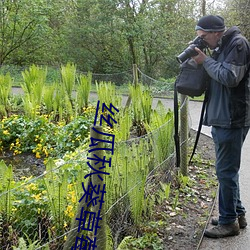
[211,126,249,225]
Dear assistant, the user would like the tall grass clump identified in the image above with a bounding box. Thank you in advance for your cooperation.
[43,84,56,114]
[60,63,76,103]
[96,81,122,109]
[76,72,92,112]
[0,73,12,117]
[129,83,153,135]
[0,161,14,223]
[145,100,174,164]
[21,65,47,118]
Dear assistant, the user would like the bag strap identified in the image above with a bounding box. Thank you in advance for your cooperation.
[189,91,208,164]
[174,80,180,168]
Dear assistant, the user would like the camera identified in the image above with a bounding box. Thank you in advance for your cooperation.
[176,36,208,64]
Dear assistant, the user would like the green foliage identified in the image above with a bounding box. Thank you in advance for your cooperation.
[145,100,174,164]
[61,63,76,101]
[0,114,92,157]
[43,85,56,113]
[113,109,132,142]
[158,182,171,203]
[96,81,122,109]
[21,65,47,118]
[43,159,68,230]
[0,70,179,248]
[0,0,227,77]
[77,72,92,110]
[0,73,12,117]
[129,83,153,132]
[106,138,153,226]
[12,177,49,239]
[0,161,14,222]
[0,0,52,65]
[117,233,163,250]
[12,233,45,250]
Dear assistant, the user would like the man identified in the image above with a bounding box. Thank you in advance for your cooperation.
[192,15,250,238]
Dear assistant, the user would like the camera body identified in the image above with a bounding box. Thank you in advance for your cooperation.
[176,36,208,64]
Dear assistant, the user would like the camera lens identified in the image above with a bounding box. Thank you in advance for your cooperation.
[176,45,198,63]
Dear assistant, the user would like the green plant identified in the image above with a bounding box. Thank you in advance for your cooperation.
[113,109,132,141]
[0,161,14,222]
[0,73,12,117]
[21,65,47,118]
[172,190,180,210]
[117,233,163,250]
[76,72,92,110]
[12,177,49,241]
[60,62,76,102]
[43,159,69,230]
[0,113,92,158]
[96,81,122,109]
[145,100,174,164]
[158,182,171,202]
[106,139,152,226]
[129,83,152,127]
[178,172,193,190]
[43,84,56,114]
[12,233,48,250]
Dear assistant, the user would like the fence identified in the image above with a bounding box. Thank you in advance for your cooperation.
[0,65,190,249]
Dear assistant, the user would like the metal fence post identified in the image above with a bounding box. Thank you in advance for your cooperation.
[180,94,188,176]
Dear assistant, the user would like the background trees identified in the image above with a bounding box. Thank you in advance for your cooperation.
[0,0,247,79]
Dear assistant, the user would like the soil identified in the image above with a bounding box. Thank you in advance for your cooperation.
[0,152,45,180]
[159,130,217,250]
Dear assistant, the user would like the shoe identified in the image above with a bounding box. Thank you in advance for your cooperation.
[211,214,247,229]
[204,222,240,238]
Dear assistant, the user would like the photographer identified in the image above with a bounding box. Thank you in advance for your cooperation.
[192,15,250,238]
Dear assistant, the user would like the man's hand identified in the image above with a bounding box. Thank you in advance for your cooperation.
[192,47,207,64]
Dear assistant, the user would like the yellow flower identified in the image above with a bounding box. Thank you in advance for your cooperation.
[43,147,49,157]
[36,152,41,159]
[32,193,42,201]
[64,205,74,218]
[3,130,9,135]
[71,195,76,204]
[26,183,37,191]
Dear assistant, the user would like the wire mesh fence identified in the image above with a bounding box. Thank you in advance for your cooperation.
[0,66,189,249]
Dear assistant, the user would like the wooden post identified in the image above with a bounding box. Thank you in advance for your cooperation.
[63,126,106,250]
[91,126,106,250]
[180,94,188,176]
[133,64,138,86]
[125,64,138,109]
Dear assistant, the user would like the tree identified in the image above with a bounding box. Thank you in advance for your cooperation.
[220,0,250,39]
[0,0,47,65]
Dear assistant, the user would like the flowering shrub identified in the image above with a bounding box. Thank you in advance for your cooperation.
[0,110,94,158]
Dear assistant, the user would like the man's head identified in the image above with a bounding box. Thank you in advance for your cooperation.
[195,15,225,49]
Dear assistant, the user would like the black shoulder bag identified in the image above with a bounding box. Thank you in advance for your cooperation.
[175,58,208,97]
[174,58,210,168]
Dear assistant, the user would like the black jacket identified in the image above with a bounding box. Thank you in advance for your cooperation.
[203,26,250,128]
